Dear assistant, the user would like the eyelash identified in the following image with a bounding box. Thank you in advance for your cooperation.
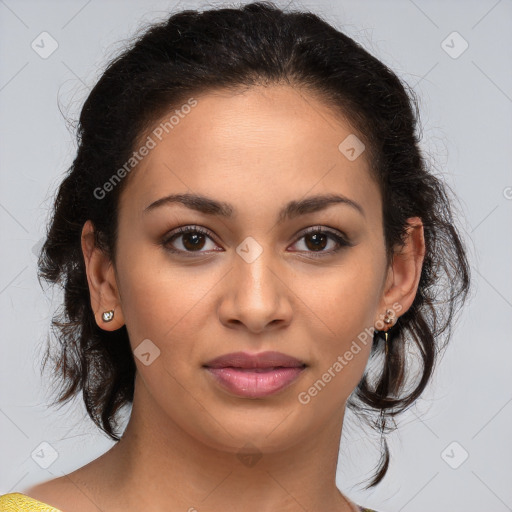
[161,225,352,258]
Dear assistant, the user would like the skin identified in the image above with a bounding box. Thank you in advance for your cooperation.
[26,84,425,512]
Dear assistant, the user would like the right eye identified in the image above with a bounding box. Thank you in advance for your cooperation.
[161,225,223,256]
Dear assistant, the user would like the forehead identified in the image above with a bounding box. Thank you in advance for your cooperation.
[119,84,380,223]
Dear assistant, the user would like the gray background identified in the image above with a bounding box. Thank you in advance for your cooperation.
[1,1,511,511]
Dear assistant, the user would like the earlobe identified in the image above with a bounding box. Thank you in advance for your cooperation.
[97,305,125,331]
[81,220,126,331]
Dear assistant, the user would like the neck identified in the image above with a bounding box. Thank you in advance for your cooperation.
[83,373,359,512]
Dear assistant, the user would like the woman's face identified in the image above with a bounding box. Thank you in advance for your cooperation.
[94,85,397,453]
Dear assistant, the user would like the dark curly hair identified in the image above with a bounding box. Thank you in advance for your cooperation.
[37,1,471,489]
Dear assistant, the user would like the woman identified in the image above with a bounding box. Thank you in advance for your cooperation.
[0,2,470,511]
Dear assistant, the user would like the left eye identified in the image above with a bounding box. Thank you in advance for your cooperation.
[162,225,351,257]
[290,227,350,256]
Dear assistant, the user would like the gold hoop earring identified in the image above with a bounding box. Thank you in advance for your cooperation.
[102,309,115,322]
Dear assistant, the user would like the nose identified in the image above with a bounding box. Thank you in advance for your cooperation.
[217,247,293,334]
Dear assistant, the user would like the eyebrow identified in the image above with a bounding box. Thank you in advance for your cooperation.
[143,192,365,221]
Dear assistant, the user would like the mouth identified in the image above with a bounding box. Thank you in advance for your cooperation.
[203,351,307,399]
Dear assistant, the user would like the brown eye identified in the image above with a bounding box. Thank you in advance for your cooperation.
[162,226,221,255]
[290,227,352,257]
[180,231,206,251]
[161,225,352,258]
[304,232,329,251]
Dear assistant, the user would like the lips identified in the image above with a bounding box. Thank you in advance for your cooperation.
[203,351,307,398]
[204,351,306,369]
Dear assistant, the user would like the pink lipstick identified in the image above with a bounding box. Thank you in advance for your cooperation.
[203,351,306,398]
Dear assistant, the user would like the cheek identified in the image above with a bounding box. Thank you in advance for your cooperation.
[301,255,382,397]
[114,244,220,373]
[115,238,192,325]
[308,254,382,335]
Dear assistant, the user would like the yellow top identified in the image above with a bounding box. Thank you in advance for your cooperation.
[0,493,62,512]
[0,491,378,512]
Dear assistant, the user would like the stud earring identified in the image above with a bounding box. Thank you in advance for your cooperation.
[380,308,396,356]
[102,309,115,322]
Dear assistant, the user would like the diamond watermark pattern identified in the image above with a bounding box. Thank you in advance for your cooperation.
[31,441,59,469]
[441,31,469,59]
[236,442,263,467]
[441,441,469,469]
[31,237,45,258]
[236,237,263,263]
[134,338,161,366]
[338,134,365,161]
[31,31,59,59]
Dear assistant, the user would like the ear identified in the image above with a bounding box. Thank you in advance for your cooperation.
[81,220,125,331]
[377,216,426,325]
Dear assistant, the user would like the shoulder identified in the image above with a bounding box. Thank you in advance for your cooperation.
[10,471,109,512]
[0,492,62,511]
[0,477,76,512]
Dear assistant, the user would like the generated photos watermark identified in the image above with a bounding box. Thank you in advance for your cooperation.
[93,97,198,200]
